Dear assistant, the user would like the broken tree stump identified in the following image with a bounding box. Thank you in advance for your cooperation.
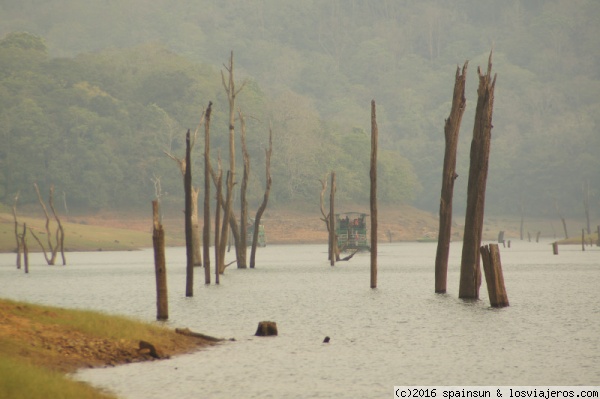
[480,244,509,308]
[255,321,278,336]
[152,200,168,321]
[552,241,559,255]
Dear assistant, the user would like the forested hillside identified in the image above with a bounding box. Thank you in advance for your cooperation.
[1,0,598,218]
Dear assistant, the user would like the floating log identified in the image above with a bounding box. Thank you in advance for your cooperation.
[480,244,509,307]
[255,321,278,336]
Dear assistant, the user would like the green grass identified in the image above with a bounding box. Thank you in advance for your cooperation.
[0,298,208,399]
[0,356,116,399]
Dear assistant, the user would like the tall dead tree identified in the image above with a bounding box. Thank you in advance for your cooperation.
[435,61,468,294]
[31,184,66,266]
[203,102,213,282]
[370,100,378,289]
[214,156,222,284]
[184,129,194,297]
[12,192,22,269]
[554,200,569,239]
[221,51,247,269]
[164,115,204,266]
[329,171,336,267]
[459,51,496,300]
[250,124,273,269]
[583,180,591,234]
[218,171,233,274]
[238,110,250,268]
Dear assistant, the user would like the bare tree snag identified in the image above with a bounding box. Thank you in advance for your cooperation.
[480,244,509,307]
[554,200,569,239]
[152,200,168,321]
[370,100,378,289]
[22,223,29,274]
[583,180,591,234]
[250,125,273,269]
[238,110,249,269]
[319,174,330,233]
[435,61,468,294]
[329,171,336,266]
[218,171,233,274]
[221,51,245,189]
[203,101,213,282]
[459,51,496,300]
[48,186,66,265]
[552,241,559,255]
[214,158,222,285]
[164,121,203,267]
[33,183,65,266]
[12,192,21,269]
[582,229,585,252]
[184,129,194,297]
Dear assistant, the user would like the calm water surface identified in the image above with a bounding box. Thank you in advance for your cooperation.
[1,241,599,398]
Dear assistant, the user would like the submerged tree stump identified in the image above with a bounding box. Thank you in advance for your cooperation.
[480,244,509,307]
[255,321,278,336]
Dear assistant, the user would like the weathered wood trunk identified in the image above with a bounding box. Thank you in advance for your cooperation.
[582,229,585,252]
[184,129,194,297]
[214,164,222,285]
[552,241,559,255]
[12,192,21,269]
[435,61,468,294]
[152,200,168,320]
[250,127,273,269]
[238,112,250,269]
[203,102,212,283]
[329,171,336,267]
[370,100,378,289]
[480,244,509,307]
[22,223,29,274]
[459,51,496,300]
[218,171,233,274]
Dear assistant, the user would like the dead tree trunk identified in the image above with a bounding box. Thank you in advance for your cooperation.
[203,102,213,282]
[582,229,586,252]
[218,171,233,274]
[184,129,194,297]
[583,180,591,234]
[238,111,250,269]
[48,186,66,265]
[329,171,336,267]
[12,192,21,269]
[480,244,509,307]
[250,125,273,269]
[435,61,468,294]
[152,200,168,320]
[22,223,29,274]
[319,174,331,252]
[33,183,65,265]
[221,51,246,271]
[459,51,496,300]
[164,149,202,266]
[214,161,222,285]
[554,201,569,239]
[370,100,378,289]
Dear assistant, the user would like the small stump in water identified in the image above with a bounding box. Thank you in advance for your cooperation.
[255,321,278,336]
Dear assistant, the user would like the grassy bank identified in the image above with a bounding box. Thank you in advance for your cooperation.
[0,298,214,399]
[0,212,185,253]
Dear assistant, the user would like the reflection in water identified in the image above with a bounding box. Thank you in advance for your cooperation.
[1,242,599,398]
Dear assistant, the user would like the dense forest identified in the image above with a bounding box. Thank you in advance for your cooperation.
[1,0,598,219]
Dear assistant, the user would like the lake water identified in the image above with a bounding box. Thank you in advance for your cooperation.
[1,241,599,398]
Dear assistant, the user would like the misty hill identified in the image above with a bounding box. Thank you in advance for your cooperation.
[1,0,598,220]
